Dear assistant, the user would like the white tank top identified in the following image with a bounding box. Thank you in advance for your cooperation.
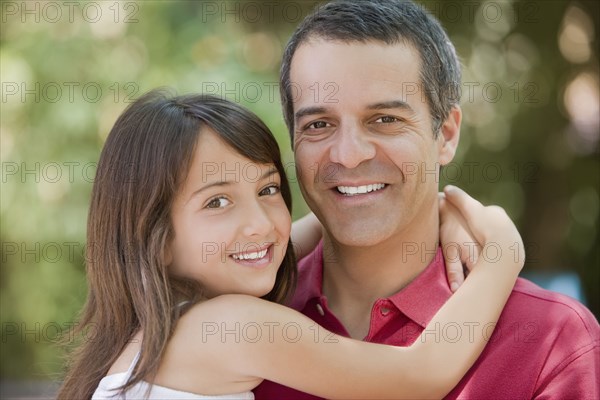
[91,351,254,400]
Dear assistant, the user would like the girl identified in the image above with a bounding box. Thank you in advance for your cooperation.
[58,90,524,400]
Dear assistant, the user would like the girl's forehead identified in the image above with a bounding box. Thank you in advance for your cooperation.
[187,132,278,187]
[194,127,276,166]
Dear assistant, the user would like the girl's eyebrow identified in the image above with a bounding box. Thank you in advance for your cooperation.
[187,167,279,203]
[259,167,280,181]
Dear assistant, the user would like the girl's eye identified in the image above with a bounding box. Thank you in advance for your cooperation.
[205,196,231,209]
[259,185,280,196]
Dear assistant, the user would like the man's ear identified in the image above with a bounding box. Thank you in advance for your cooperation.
[438,106,461,166]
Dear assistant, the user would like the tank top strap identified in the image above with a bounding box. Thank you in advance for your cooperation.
[125,350,141,378]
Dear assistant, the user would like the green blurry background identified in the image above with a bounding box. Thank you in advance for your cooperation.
[1,0,598,390]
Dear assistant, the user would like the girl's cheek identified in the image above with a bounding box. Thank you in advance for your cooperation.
[276,204,292,239]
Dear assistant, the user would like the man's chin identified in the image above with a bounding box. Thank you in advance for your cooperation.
[324,223,395,248]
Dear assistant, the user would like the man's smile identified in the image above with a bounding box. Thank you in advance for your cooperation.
[336,183,387,196]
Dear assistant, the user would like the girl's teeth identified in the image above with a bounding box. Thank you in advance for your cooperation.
[232,248,268,260]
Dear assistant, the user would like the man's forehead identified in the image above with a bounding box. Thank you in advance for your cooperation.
[289,40,425,109]
[289,39,421,81]
[291,37,420,63]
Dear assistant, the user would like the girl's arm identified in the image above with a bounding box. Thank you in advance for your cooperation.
[177,187,524,399]
[290,212,322,260]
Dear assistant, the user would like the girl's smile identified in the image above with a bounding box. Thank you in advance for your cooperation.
[229,243,275,267]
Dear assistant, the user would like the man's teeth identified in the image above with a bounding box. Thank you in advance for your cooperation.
[232,248,268,260]
[337,183,386,195]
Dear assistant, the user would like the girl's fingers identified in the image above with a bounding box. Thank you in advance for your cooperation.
[439,194,466,291]
[443,185,484,217]
[443,185,488,243]
[444,248,465,292]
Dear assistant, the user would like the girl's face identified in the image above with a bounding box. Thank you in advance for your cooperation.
[168,128,291,298]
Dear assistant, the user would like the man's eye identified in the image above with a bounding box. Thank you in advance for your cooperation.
[205,196,231,209]
[375,116,399,123]
[307,121,329,129]
[259,185,280,196]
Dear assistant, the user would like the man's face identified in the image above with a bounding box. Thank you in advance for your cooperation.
[290,39,459,247]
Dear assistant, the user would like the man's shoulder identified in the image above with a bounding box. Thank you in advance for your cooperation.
[503,277,599,338]
[445,278,599,399]
[297,241,322,273]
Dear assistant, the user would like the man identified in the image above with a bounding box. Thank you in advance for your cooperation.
[255,0,599,398]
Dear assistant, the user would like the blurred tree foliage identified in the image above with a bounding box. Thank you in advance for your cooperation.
[1,0,598,381]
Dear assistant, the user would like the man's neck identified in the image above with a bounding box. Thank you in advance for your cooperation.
[321,209,439,339]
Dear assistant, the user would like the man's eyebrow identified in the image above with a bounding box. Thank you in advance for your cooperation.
[367,100,414,112]
[294,101,414,123]
[295,106,328,123]
[188,167,279,203]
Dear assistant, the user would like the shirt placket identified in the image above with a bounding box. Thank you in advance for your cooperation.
[364,298,396,341]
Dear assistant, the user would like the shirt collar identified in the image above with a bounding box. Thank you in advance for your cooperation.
[388,247,453,328]
[290,242,453,329]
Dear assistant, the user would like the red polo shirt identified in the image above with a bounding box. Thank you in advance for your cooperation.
[254,241,600,399]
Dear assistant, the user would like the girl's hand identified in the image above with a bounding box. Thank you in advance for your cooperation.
[440,186,526,291]
[443,185,525,275]
[439,190,481,292]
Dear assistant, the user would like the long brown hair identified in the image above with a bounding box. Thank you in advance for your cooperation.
[57,89,296,399]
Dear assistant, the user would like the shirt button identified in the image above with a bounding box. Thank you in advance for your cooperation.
[380,307,391,316]
[316,303,325,316]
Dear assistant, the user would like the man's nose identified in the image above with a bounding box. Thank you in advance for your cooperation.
[328,124,376,169]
